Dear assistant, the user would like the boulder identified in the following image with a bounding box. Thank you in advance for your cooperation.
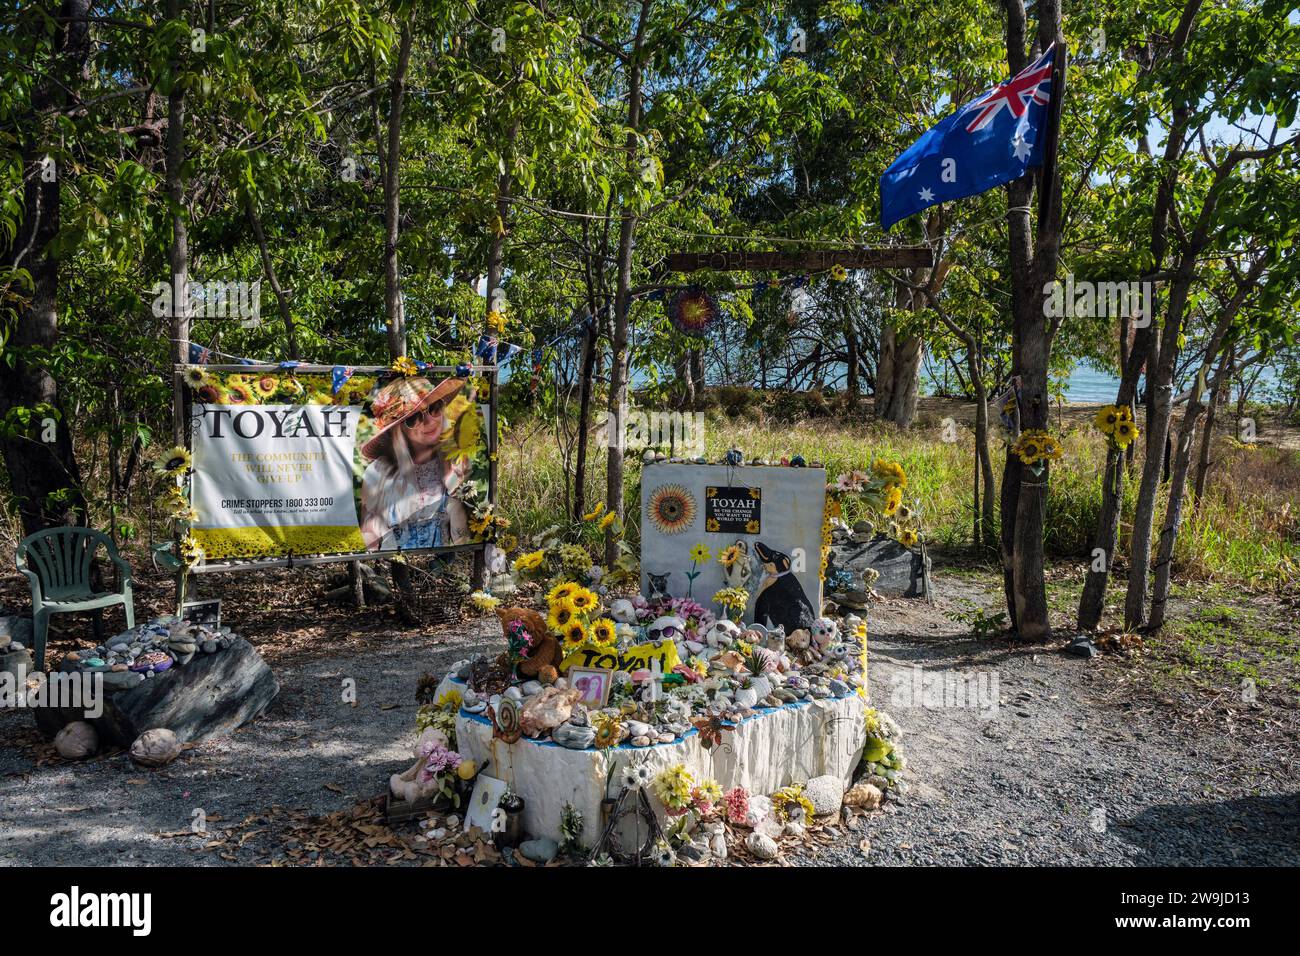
[803,774,847,816]
[54,721,98,760]
[34,636,278,747]
[130,728,181,767]
[745,831,779,861]
[833,534,930,599]
[843,782,884,810]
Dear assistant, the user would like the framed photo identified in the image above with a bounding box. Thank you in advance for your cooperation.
[181,598,221,627]
[465,774,508,834]
[569,667,614,708]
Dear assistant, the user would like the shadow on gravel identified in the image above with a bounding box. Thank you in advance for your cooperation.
[1116,792,1300,865]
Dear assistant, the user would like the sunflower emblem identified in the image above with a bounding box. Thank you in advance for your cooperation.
[745,518,760,534]
[648,484,696,535]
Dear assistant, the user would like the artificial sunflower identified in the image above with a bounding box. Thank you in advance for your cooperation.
[1114,419,1139,447]
[546,581,578,606]
[391,356,420,377]
[547,604,576,633]
[898,528,919,549]
[883,485,903,516]
[469,590,500,613]
[182,367,210,389]
[589,618,617,646]
[829,263,848,282]
[486,309,507,334]
[582,502,606,521]
[563,620,588,647]
[154,445,192,477]
[1094,405,1122,434]
[592,713,622,749]
[568,587,599,613]
[872,459,907,488]
[513,550,544,572]
[599,511,618,531]
[717,544,743,568]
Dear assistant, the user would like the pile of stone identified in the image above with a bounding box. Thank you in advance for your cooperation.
[61,616,236,691]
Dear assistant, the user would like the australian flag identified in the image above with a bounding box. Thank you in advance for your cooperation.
[881,45,1057,230]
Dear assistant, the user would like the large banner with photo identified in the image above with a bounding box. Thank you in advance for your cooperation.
[184,367,492,561]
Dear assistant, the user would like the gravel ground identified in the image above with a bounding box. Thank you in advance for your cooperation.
[793,579,1300,867]
[1,577,1295,867]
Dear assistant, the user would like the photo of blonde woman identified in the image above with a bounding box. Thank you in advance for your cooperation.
[358,374,471,551]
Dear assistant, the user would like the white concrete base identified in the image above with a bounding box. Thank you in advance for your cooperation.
[452,681,866,846]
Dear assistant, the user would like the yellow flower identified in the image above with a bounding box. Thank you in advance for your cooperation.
[592,713,622,749]
[469,590,500,613]
[567,587,599,613]
[547,604,576,633]
[690,543,711,564]
[872,459,907,488]
[441,395,481,465]
[718,545,743,567]
[391,356,420,376]
[513,550,544,572]
[583,502,606,521]
[547,581,578,606]
[563,620,588,648]
[182,367,210,389]
[1114,419,1139,447]
[745,518,760,534]
[883,485,902,516]
[599,511,618,531]
[830,264,848,282]
[250,374,279,399]
[589,618,617,646]
[224,381,254,405]
[436,688,463,711]
[898,528,919,548]
[486,310,507,334]
[1094,405,1122,434]
[154,445,192,477]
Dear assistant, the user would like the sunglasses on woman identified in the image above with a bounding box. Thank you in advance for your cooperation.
[402,400,446,428]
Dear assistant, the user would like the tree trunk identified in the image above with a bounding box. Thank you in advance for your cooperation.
[165,0,189,450]
[1124,270,1193,629]
[876,283,922,427]
[1076,326,1151,630]
[572,318,599,521]
[0,0,92,537]
[1192,351,1230,507]
[604,1,650,568]
[382,22,413,358]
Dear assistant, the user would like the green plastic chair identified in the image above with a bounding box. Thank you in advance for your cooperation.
[15,527,135,671]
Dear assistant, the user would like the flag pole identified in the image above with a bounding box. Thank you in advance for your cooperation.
[1036,41,1069,235]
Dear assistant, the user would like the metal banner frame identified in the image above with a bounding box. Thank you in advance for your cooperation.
[172,362,499,575]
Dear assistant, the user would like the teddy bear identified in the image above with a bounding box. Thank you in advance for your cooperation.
[495,606,562,684]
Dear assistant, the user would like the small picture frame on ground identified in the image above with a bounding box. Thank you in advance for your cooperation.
[466,774,508,833]
[569,666,614,708]
[182,598,221,627]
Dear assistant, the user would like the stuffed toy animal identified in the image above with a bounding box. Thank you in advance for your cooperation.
[495,606,562,684]
[390,727,449,803]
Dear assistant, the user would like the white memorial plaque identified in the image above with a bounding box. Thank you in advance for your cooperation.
[640,462,825,630]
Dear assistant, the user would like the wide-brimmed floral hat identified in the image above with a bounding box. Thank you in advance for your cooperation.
[361,374,465,459]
